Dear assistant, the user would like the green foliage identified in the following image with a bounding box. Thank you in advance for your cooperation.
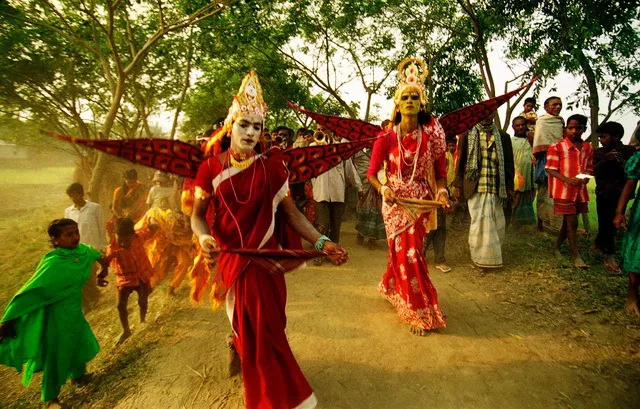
[486,0,640,123]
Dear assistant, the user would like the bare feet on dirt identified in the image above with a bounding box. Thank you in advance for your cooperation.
[573,256,589,269]
[45,399,63,409]
[604,257,621,275]
[436,264,452,273]
[625,296,640,316]
[410,326,428,336]
[116,330,132,345]
[553,248,563,260]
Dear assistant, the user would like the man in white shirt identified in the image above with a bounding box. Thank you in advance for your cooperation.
[64,182,107,310]
[311,125,362,264]
[64,183,107,251]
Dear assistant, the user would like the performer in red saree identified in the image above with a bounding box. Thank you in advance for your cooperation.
[191,70,347,409]
[367,58,448,336]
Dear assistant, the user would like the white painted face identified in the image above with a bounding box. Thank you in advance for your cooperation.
[230,113,263,154]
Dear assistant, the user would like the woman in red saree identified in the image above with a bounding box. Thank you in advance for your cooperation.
[190,70,347,409]
[367,58,449,336]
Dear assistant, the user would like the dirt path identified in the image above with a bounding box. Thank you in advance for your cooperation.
[105,220,639,409]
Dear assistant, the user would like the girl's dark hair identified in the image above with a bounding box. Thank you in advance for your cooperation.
[566,114,588,128]
[394,108,433,126]
[122,169,138,194]
[48,218,78,247]
[524,97,536,105]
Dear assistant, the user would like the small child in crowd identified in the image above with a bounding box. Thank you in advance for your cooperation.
[100,217,155,344]
[545,114,593,268]
[0,219,108,408]
[593,122,636,272]
[519,97,538,139]
[614,150,640,315]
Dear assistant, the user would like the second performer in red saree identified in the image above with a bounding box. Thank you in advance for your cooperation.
[367,58,449,336]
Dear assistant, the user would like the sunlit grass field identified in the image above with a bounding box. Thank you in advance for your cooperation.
[0,166,75,305]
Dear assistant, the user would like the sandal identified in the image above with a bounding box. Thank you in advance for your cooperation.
[436,264,452,273]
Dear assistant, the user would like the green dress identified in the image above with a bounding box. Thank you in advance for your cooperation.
[621,151,640,274]
[0,243,102,401]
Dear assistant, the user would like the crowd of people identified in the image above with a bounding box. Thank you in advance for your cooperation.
[0,61,639,409]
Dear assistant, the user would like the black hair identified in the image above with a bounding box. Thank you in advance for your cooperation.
[115,217,136,236]
[566,114,588,128]
[123,169,138,180]
[543,96,561,106]
[446,136,457,145]
[48,218,78,247]
[596,121,624,140]
[66,182,84,196]
[524,97,536,105]
[394,108,433,126]
[512,116,527,124]
[296,127,309,135]
[121,169,138,194]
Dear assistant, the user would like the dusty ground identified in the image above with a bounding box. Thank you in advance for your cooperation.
[1,165,639,408]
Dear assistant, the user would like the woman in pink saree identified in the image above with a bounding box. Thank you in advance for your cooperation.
[367,58,449,336]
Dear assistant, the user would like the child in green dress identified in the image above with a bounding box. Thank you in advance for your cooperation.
[0,219,108,408]
[614,151,640,315]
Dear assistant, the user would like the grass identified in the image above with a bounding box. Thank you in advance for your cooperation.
[0,166,76,305]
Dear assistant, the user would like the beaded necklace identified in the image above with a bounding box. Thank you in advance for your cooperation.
[394,125,422,184]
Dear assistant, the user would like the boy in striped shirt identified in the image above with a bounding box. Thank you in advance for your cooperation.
[545,114,593,268]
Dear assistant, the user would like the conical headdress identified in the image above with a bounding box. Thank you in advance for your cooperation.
[393,57,428,106]
[224,69,267,127]
[205,69,268,155]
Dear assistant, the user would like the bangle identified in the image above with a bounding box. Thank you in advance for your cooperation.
[380,185,390,196]
[437,188,449,198]
[314,235,331,251]
[198,234,215,248]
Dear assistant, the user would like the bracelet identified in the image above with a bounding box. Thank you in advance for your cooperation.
[380,185,390,196]
[437,188,449,198]
[198,234,215,248]
[314,235,331,251]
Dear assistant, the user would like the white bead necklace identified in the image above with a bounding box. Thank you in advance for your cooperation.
[395,125,422,184]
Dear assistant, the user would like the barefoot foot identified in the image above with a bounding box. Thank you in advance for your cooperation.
[573,256,589,269]
[625,296,640,316]
[115,330,132,345]
[410,325,428,336]
[553,249,563,260]
[45,399,63,409]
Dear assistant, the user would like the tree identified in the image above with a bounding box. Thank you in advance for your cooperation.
[1,0,238,201]
[388,0,484,116]
[489,0,640,144]
[456,0,538,131]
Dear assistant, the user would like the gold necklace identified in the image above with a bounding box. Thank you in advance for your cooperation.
[229,149,256,169]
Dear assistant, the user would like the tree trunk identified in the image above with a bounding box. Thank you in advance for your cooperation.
[574,50,600,148]
[88,78,126,202]
[170,52,192,140]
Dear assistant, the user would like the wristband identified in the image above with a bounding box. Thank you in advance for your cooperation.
[198,234,215,248]
[314,235,331,251]
[380,185,390,196]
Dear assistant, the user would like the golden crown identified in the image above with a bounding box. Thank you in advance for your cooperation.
[393,57,428,106]
[224,69,267,128]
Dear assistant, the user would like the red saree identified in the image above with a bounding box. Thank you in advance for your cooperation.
[194,149,317,409]
[367,121,447,331]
